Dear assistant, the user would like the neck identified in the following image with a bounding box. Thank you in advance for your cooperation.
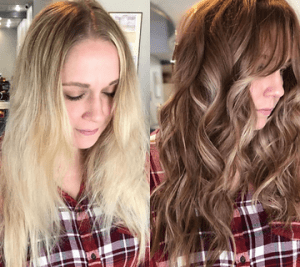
[61,149,84,200]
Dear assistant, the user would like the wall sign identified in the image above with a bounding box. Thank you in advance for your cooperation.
[110,12,142,71]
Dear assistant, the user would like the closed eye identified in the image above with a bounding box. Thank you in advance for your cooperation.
[103,91,116,98]
[257,65,265,72]
[280,65,291,76]
[65,94,84,101]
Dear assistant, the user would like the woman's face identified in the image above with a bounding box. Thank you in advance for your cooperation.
[249,69,284,130]
[61,38,120,150]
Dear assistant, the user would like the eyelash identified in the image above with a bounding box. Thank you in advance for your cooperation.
[280,66,289,75]
[65,94,84,101]
[257,65,265,72]
[103,91,116,98]
[65,91,116,101]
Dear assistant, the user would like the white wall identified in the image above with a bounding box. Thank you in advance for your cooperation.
[0,28,17,80]
[17,6,32,53]
[17,0,51,50]
[287,0,300,18]
[150,56,163,130]
[33,0,53,17]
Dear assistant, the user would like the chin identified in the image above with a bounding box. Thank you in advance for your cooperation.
[79,144,97,150]
[75,139,99,150]
[255,120,267,130]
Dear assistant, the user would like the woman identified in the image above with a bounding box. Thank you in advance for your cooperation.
[0,0,149,266]
[151,0,300,266]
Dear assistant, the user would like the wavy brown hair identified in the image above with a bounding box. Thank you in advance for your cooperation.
[151,0,300,266]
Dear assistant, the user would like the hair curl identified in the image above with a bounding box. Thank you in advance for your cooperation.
[0,1,149,266]
[151,0,300,266]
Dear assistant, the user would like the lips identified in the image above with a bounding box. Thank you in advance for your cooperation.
[76,128,98,136]
[257,109,273,116]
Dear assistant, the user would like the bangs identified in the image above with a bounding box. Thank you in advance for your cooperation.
[248,4,293,77]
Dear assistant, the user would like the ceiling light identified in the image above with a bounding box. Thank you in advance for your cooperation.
[0,18,2,20]
[15,5,21,12]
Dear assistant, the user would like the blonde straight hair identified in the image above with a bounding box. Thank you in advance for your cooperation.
[0,0,149,266]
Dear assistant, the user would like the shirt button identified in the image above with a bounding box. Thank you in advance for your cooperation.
[91,253,97,260]
[240,256,246,263]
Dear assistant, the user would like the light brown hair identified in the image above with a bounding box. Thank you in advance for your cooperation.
[151,0,300,266]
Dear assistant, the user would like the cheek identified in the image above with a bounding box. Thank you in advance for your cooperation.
[102,98,113,116]
[65,102,81,126]
[249,84,260,107]
[108,103,113,115]
[249,83,256,97]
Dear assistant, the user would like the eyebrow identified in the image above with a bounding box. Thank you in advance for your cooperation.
[62,79,119,88]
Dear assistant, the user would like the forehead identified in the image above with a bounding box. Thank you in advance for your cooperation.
[61,38,120,85]
[64,38,119,65]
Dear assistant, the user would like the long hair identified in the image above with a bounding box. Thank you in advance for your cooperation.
[151,0,300,265]
[0,1,149,266]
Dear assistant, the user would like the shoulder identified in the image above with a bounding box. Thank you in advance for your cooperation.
[150,130,165,192]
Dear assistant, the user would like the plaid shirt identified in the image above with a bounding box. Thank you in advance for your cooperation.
[150,132,300,267]
[1,184,147,267]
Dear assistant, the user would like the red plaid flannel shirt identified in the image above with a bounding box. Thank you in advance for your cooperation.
[0,184,148,267]
[150,132,300,267]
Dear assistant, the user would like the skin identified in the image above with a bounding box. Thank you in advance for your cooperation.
[61,38,120,150]
[231,67,286,193]
[60,38,120,199]
[249,69,285,130]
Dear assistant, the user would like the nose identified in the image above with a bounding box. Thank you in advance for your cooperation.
[263,70,284,98]
[83,95,103,122]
